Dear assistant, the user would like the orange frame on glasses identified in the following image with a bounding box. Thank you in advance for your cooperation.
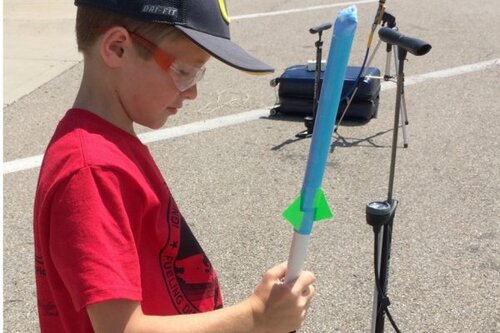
[127,30,176,71]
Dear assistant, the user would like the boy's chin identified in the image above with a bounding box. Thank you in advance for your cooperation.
[155,116,172,129]
[136,117,169,131]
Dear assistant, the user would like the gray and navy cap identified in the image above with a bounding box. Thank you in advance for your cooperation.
[74,0,274,74]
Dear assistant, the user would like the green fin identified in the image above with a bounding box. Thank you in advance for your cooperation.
[282,194,304,230]
[313,188,334,221]
[282,188,333,230]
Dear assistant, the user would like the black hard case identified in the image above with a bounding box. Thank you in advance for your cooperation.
[272,65,381,120]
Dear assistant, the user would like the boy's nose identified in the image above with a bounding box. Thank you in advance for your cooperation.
[180,84,198,100]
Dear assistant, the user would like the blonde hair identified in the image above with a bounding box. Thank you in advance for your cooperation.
[75,5,184,58]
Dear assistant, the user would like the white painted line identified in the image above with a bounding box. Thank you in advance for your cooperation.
[378,58,500,93]
[2,109,269,175]
[3,58,499,175]
[232,0,379,20]
[3,154,44,175]
[402,58,500,87]
[138,108,270,144]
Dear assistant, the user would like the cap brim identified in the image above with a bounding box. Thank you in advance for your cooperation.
[176,26,274,74]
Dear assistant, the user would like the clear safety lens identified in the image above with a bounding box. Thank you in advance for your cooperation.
[169,62,206,92]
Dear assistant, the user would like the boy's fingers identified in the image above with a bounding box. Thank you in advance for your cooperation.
[297,270,316,285]
[265,262,288,280]
[291,271,316,294]
[302,284,315,297]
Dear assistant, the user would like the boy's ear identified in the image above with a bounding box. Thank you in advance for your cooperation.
[99,27,131,68]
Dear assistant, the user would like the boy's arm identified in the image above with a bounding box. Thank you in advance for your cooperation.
[87,263,316,333]
[88,299,256,333]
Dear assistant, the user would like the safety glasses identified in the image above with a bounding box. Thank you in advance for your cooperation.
[128,30,206,92]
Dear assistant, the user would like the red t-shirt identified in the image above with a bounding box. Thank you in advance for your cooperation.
[34,109,222,332]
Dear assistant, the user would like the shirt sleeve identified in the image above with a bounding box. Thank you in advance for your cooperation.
[49,166,144,311]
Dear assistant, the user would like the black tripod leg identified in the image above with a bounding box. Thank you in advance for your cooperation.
[367,199,399,333]
[370,47,407,333]
[374,217,394,333]
[301,30,325,137]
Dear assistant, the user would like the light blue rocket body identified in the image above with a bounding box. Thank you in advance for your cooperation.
[284,6,358,235]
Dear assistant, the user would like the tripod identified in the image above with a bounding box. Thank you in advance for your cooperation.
[366,28,431,333]
[296,22,332,139]
[336,12,411,148]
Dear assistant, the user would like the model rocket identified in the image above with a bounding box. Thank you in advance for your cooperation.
[284,6,358,283]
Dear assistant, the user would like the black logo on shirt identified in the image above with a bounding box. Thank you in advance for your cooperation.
[159,199,222,314]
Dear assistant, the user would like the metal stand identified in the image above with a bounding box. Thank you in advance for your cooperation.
[366,49,406,333]
[336,12,410,148]
[296,23,331,139]
[366,29,431,333]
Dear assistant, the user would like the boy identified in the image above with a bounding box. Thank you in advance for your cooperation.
[33,1,316,332]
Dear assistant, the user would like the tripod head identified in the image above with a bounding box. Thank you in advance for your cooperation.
[381,12,396,28]
[309,22,332,35]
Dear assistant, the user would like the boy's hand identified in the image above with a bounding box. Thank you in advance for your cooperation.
[248,262,316,333]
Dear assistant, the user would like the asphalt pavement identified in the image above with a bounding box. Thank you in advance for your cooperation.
[3,0,499,332]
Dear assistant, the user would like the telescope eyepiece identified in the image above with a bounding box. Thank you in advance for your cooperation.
[378,27,432,56]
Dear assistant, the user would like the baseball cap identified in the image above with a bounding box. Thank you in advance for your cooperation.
[74,0,274,74]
